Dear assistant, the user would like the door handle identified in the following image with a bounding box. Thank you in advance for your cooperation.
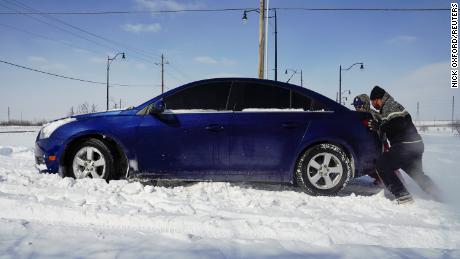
[282,122,298,129]
[205,124,225,132]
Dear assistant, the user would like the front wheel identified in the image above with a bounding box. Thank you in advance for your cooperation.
[295,143,352,196]
[68,139,115,181]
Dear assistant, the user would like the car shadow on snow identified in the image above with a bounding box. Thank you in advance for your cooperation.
[149,176,384,198]
[228,176,383,198]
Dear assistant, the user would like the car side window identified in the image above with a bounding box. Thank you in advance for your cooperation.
[291,91,313,111]
[230,82,290,110]
[164,82,231,110]
[291,91,327,111]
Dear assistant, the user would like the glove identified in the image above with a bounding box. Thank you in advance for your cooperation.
[368,119,380,132]
[383,142,390,152]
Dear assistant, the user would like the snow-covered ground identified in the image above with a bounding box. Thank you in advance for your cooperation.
[0,127,459,258]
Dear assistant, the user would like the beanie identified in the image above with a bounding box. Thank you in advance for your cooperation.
[370,86,385,100]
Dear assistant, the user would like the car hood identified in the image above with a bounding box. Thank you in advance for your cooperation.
[72,110,124,120]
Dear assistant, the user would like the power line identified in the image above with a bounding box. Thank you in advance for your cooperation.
[0,23,102,55]
[0,8,252,15]
[1,20,185,85]
[6,0,157,58]
[168,62,192,81]
[165,69,185,85]
[0,23,160,88]
[0,7,449,15]
[0,59,156,87]
[275,7,449,12]
[2,0,159,65]
[0,2,123,56]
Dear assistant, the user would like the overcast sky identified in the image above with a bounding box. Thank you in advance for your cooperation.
[0,0,458,121]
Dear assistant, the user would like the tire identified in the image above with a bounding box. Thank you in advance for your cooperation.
[67,139,115,181]
[295,143,352,196]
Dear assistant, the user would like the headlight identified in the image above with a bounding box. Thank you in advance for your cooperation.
[39,117,76,139]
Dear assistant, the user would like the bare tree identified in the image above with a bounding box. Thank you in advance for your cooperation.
[78,102,90,114]
[419,125,428,133]
[70,103,99,115]
[456,120,460,136]
[68,106,75,116]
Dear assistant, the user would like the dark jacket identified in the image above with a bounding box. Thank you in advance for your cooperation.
[379,92,422,145]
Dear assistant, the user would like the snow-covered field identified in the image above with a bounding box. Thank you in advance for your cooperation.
[0,127,459,258]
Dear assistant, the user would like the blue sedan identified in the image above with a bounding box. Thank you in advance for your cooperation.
[35,78,380,196]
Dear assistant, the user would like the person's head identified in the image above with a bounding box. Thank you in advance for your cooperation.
[352,94,371,112]
[370,86,386,110]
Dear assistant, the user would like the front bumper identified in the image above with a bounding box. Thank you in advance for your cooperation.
[34,138,61,174]
[35,161,49,173]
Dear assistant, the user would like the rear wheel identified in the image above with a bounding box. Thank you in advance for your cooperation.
[295,143,352,196]
[68,139,115,181]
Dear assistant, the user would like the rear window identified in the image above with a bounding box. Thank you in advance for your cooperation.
[229,81,327,111]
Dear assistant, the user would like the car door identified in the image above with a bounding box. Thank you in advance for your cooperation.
[136,81,232,180]
[227,81,317,181]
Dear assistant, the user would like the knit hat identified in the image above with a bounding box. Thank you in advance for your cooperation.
[352,94,370,112]
[370,86,385,100]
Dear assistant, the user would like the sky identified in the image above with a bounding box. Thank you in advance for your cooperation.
[0,0,458,121]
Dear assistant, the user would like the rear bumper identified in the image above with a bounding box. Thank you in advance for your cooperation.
[355,137,381,177]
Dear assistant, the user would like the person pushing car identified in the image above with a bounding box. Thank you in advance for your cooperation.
[368,86,442,204]
[352,94,383,185]
[353,94,408,188]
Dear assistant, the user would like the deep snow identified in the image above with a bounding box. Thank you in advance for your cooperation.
[0,126,459,258]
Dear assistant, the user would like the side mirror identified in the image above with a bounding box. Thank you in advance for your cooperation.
[149,99,165,115]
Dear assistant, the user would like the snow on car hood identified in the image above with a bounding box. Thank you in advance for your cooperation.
[72,110,124,119]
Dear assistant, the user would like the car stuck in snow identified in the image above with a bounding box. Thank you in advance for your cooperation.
[35,78,381,196]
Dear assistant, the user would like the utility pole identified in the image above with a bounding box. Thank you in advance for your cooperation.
[453,96,455,133]
[7,106,10,123]
[274,8,278,81]
[264,0,269,79]
[339,65,341,103]
[300,69,303,87]
[416,101,420,126]
[156,54,169,94]
[106,56,109,111]
[106,52,125,111]
[120,99,122,109]
[161,54,165,93]
[258,0,266,79]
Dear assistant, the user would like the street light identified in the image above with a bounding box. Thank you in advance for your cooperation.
[341,90,351,105]
[242,10,249,23]
[242,8,278,81]
[339,62,363,104]
[285,68,303,87]
[342,89,351,95]
[106,52,125,111]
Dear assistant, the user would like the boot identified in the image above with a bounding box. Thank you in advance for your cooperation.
[394,191,414,204]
